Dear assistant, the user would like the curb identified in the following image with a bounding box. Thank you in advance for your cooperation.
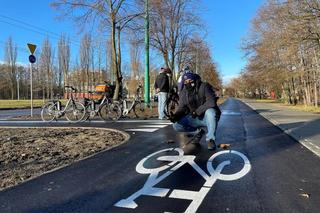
[242,100,320,158]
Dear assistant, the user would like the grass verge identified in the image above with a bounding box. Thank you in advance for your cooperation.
[254,99,320,113]
[0,100,68,109]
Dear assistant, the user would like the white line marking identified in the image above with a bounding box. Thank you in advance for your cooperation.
[138,125,168,128]
[0,120,172,124]
[117,120,171,123]
[312,144,320,150]
[125,128,158,132]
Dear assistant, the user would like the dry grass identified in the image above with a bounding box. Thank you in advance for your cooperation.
[255,99,320,113]
[0,99,68,109]
[0,100,45,109]
[279,104,320,113]
[255,99,279,104]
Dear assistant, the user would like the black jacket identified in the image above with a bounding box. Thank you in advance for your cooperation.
[174,81,221,120]
[154,72,169,93]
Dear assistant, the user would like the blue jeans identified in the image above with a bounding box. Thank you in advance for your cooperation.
[172,108,219,141]
[158,92,168,119]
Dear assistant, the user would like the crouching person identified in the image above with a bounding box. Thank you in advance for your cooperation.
[169,72,221,150]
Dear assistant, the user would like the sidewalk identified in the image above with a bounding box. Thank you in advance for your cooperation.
[242,99,320,157]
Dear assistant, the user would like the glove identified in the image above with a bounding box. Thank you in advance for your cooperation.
[169,113,178,123]
[191,111,197,118]
[169,109,188,123]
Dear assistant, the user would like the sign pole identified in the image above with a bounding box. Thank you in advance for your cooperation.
[30,62,33,117]
[27,43,37,117]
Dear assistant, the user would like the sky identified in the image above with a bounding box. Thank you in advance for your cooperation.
[0,0,264,84]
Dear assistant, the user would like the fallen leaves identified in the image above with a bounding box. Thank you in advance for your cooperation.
[299,193,311,199]
[218,144,231,150]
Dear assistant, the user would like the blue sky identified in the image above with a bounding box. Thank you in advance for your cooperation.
[202,0,264,83]
[0,0,264,84]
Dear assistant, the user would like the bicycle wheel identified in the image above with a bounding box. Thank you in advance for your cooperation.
[65,101,86,122]
[133,101,144,118]
[99,102,122,121]
[164,97,179,117]
[41,102,57,122]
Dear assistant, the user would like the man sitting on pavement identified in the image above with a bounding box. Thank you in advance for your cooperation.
[169,72,221,150]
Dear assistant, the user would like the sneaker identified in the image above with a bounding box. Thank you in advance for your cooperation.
[207,139,216,150]
[189,129,205,144]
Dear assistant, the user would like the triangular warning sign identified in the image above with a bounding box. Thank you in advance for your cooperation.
[27,43,37,54]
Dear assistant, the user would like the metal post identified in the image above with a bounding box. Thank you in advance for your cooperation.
[17,74,20,100]
[30,63,33,117]
[144,0,150,104]
[195,48,198,74]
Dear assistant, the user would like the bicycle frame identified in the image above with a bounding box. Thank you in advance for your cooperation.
[122,99,136,116]
[87,95,109,113]
[115,148,251,213]
[56,92,76,115]
[121,85,143,116]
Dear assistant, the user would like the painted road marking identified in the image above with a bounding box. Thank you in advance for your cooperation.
[222,111,242,116]
[0,120,172,124]
[0,120,171,133]
[116,120,171,124]
[114,148,251,213]
[138,125,168,128]
[125,128,159,132]
[125,123,170,133]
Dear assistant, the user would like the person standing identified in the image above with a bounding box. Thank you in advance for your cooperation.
[154,67,170,119]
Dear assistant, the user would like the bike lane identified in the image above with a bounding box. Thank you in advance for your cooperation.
[0,99,319,213]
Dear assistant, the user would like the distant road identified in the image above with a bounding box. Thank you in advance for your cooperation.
[0,108,41,120]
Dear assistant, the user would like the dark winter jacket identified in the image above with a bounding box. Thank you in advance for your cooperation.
[174,81,221,120]
[154,72,170,93]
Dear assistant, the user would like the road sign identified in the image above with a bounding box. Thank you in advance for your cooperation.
[27,42,37,118]
[27,43,37,54]
[29,55,36,63]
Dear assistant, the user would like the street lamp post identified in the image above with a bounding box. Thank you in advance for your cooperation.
[144,0,150,104]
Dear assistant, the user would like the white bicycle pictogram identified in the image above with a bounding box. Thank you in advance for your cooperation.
[114,148,251,213]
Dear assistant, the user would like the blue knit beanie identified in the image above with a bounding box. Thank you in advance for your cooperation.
[183,72,199,82]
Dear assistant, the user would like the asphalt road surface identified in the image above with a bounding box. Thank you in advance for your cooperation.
[0,99,319,213]
[0,108,41,120]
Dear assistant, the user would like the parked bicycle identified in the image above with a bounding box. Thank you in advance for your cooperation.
[41,86,86,122]
[164,85,179,118]
[112,84,154,120]
[82,82,121,121]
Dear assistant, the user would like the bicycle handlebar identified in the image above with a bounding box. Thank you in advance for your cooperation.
[65,86,77,92]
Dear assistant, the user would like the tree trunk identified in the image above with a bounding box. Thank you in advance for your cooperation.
[111,18,120,100]
[313,49,319,107]
[117,26,122,98]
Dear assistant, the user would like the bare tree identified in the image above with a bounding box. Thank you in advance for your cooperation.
[58,34,70,92]
[239,0,320,106]
[79,33,92,93]
[4,37,18,99]
[148,0,202,79]
[39,37,54,99]
[130,39,142,79]
[51,0,142,99]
